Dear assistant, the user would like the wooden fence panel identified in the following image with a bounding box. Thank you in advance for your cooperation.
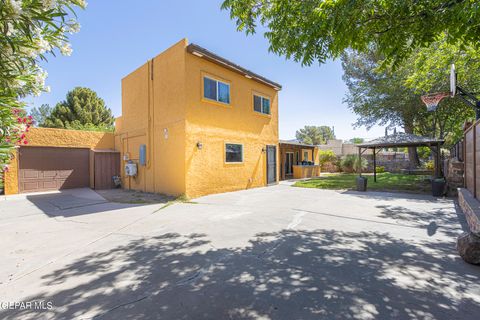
[476,125,480,199]
[465,128,475,195]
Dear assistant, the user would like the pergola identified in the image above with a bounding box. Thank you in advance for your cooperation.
[356,133,445,182]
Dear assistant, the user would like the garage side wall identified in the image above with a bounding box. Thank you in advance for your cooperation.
[4,128,115,195]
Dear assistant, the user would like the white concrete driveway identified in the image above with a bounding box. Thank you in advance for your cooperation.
[0,185,479,319]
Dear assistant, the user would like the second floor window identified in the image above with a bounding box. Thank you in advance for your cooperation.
[204,77,230,104]
[253,94,270,115]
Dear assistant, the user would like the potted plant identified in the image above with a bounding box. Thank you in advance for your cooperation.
[432,177,446,197]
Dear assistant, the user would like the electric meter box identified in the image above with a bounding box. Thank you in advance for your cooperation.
[125,162,138,176]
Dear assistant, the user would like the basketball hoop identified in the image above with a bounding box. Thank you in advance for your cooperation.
[450,64,457,97]
[421,92,450,112]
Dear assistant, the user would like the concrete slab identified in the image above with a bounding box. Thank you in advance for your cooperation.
[0,185,478,319]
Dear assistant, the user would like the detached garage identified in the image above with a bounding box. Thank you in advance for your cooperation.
[4,128,117,195]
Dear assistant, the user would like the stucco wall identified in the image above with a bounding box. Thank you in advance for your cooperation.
[317,139,344,156]
[116,39,187,196]
[184,45,279,198]
[116,61,150,192]
[316,140,371,158]
[116,38,280,198]
[4,127,114,195]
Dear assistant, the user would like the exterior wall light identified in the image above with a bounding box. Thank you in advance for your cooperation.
[197,142,203,150]
[262,147,266,153]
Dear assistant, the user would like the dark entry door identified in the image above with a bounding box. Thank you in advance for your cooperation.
[285,152,294,175]
[266,145,277,185]
[94,151,120,190]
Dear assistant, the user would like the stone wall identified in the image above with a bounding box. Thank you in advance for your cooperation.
[457,188,480,264]
[445,159,464,196]
[364,153,411,173]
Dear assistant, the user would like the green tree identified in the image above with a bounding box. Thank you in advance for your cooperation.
[296,125,335,145]
[0,0,85,173]
[342,38,477,164]
[341,48,423,166]
[404,35,477,146]
[317,150,337,170]
[44,87,115,131]
[405,36,480,95]
[29,104,52,127]
[221,0,480,67]
[348,138,365,144]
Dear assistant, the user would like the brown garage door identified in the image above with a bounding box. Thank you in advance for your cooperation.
[18,147,89,193]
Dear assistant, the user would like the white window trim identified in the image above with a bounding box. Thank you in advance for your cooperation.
[204,76,230,104]
[253,94,271,115]
[225,143,244,164]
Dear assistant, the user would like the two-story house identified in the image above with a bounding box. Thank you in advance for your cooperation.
[115,39,281,198]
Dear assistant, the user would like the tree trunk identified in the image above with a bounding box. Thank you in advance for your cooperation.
[404,123,421,168]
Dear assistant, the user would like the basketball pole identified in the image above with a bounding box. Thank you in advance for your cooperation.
[451,65,480,120]
[455,86,480,120]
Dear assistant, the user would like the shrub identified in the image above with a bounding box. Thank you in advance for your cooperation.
[424,160,434,171]
[376,166,385,173]
[417,147,432,160]
[318,150,337,169]
[340,154,368,173]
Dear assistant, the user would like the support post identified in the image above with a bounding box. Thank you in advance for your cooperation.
[373,147,377,182]
[358,147,362,177]
[434,143,442,178]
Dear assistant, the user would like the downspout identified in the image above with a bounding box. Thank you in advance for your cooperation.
[146,58,155,192]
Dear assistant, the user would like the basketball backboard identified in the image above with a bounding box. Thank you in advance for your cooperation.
[450,64,457,97]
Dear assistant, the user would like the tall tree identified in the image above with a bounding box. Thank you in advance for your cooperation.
[348,138,365,144]
[342,40,477,165]
[44,87,115,131]
[296,125,335,145]
[0,0,85,173]
[29,104,52,127]
[221,0,480,67]
[342,48,423,166]
[404,36,478,145]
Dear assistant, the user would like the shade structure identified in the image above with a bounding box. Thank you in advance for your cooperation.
[356,133,445,182]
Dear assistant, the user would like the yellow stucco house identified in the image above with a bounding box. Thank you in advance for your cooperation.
[115,39,281,198]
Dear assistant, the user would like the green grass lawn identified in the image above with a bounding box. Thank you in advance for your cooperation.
[293,172,432,193]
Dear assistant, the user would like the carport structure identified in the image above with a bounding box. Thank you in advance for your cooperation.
[356,133,445,182]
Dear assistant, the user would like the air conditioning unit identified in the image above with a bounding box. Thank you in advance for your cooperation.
[125,162,137,177]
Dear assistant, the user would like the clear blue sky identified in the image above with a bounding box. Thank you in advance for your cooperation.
[28,0,386,141]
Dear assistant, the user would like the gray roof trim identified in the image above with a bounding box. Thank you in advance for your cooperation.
[187,43,282,90]
[279,140,316,147]
[357,133,444,148]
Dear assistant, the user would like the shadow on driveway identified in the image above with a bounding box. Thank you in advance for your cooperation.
[2,229,479,319]
[22,188,171,218]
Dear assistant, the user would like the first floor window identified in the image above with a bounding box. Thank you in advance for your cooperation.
[204,76,230,104]
[253,94,271,115]
[225,143,243,163]
[304,151,308,161]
